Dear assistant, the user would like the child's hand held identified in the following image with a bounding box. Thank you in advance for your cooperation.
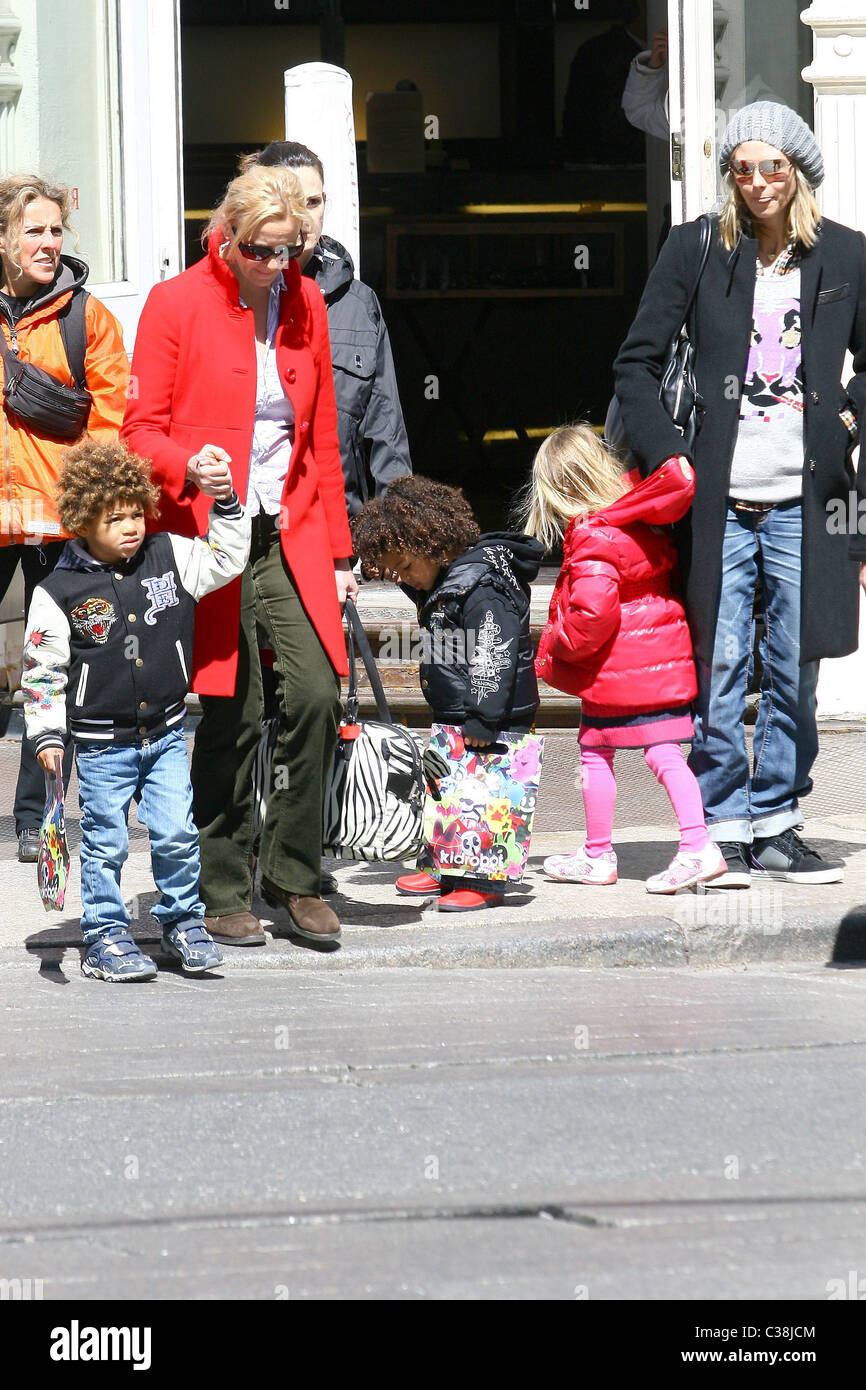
[186,445,233,499]
[37,748,62,774]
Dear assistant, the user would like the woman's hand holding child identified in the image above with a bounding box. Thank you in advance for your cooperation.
[186,445,233,499]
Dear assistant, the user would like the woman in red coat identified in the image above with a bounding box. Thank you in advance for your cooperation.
[523,424,725,894]
[122,165,357,946]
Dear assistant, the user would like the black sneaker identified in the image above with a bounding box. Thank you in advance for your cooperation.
[751,829,844,884]
[17,828,40,863]
[711,841,752,889]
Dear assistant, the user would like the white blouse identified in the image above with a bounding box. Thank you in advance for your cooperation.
[242,278,296,517]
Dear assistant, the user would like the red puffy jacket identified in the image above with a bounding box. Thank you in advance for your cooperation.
[535,459,697,716]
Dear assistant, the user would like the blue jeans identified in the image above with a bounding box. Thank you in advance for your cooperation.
[689,501,819,844]
[76,730,205,944]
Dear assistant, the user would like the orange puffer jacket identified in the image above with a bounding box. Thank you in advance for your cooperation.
[1,254,129,545]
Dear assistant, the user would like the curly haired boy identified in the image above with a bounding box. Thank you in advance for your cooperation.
[351,475,543,911]
[22,440,250,981]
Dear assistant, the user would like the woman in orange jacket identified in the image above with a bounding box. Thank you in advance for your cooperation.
[0,174,129,860]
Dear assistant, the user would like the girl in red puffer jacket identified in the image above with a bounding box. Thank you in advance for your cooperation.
[523,424,725,894]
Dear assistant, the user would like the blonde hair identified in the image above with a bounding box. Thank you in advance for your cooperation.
[519,424,628,551]
[0,174,75,274]
[203,164,309,255]
[718,163,821,252]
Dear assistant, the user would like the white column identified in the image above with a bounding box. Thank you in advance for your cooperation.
[0,1,22,172]
[802,3,866,717]
[284,63,360,276]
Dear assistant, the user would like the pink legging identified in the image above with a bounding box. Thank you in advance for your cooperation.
[580,743,709,857]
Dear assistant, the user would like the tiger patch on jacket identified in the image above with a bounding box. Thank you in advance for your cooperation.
[70,597,117,645]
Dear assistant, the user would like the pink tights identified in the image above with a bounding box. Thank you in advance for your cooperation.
[580,743,709,857]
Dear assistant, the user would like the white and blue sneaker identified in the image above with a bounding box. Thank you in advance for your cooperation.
[161,921,223,974]
[81,929,158,982]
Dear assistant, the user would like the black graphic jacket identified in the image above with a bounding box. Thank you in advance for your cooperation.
[409,532,543,742]
[22,496,250,753]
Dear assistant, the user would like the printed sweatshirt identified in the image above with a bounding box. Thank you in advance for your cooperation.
[23,495,250,754]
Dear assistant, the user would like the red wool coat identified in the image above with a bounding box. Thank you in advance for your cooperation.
[536,460,697,716]
[121,236,352,695]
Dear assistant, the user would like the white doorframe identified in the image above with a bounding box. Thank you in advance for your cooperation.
[90,0,184,349]
[667,0,717,224]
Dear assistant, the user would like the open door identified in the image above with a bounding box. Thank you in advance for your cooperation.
[0,0,183,347]
[667,0,813,226]
[93,0,185,348]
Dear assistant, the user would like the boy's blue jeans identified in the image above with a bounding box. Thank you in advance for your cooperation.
[75,730,205,945]
[688,501,819,844]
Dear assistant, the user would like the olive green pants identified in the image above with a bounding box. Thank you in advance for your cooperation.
[192,517,341,913]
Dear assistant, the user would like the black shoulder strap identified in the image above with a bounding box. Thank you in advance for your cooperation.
[681,215,712,331]
[57,290,89,390]
[343,597,393,725]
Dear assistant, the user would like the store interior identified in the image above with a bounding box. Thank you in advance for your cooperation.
[179,0,656,528]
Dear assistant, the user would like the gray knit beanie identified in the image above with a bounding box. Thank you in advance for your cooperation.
[719,101,824,188]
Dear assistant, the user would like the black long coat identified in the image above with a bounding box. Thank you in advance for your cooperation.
[613,214,866,666]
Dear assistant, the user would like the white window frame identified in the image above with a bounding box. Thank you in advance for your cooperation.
[88,0,184,348]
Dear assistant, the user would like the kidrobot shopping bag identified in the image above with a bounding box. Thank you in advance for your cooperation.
[38,766,71,912]
[419,724,544,884]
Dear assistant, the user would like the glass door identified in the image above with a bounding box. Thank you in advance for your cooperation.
[12,0,183,346]
[667,0,813,224]
[95,0,185,346]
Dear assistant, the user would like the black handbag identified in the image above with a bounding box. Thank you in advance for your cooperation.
[1,290,92,441]
[606,214,712,461]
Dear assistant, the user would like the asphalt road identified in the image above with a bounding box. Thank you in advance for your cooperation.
[2,958,866,1300]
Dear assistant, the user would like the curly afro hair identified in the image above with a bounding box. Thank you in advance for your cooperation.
[351,475,479,568]
[57,440,161,535]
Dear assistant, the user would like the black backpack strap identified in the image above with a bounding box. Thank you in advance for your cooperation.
[57,290,89,389]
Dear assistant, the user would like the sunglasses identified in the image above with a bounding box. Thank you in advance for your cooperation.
[235,235,306,262]
[729,158,791,182]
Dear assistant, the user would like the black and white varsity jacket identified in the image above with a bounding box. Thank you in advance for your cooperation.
[22,496,250,754]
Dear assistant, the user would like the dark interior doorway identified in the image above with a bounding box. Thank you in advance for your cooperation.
[179,0,653,531]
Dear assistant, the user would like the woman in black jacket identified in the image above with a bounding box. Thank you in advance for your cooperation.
[244,141,412,516]
[614,102,866,888]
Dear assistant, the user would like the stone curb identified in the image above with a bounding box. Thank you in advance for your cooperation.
[13,902,866,972]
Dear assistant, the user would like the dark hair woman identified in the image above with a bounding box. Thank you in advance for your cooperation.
[242,140,412,516]
[122,163,358,947]
[614,102,866,888]
[0,173,129,863]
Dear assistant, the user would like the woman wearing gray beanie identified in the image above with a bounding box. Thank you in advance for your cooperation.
[614,100,866,887]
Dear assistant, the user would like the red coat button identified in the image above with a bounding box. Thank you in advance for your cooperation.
[285,368,296,383]
[300,421,309,432]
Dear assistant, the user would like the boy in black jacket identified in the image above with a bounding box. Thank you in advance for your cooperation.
[23,441,250,981]
[351,475,543,911]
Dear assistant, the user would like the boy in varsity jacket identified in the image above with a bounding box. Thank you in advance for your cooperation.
[22,440,250,982]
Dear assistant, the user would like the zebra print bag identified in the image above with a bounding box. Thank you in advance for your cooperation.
[322,598,426,861]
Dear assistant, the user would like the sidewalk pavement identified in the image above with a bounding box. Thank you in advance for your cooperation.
[3,731,866,973]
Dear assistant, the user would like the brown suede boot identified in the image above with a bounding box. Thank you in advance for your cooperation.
[260,877,341,943]
[204,911,266,946]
